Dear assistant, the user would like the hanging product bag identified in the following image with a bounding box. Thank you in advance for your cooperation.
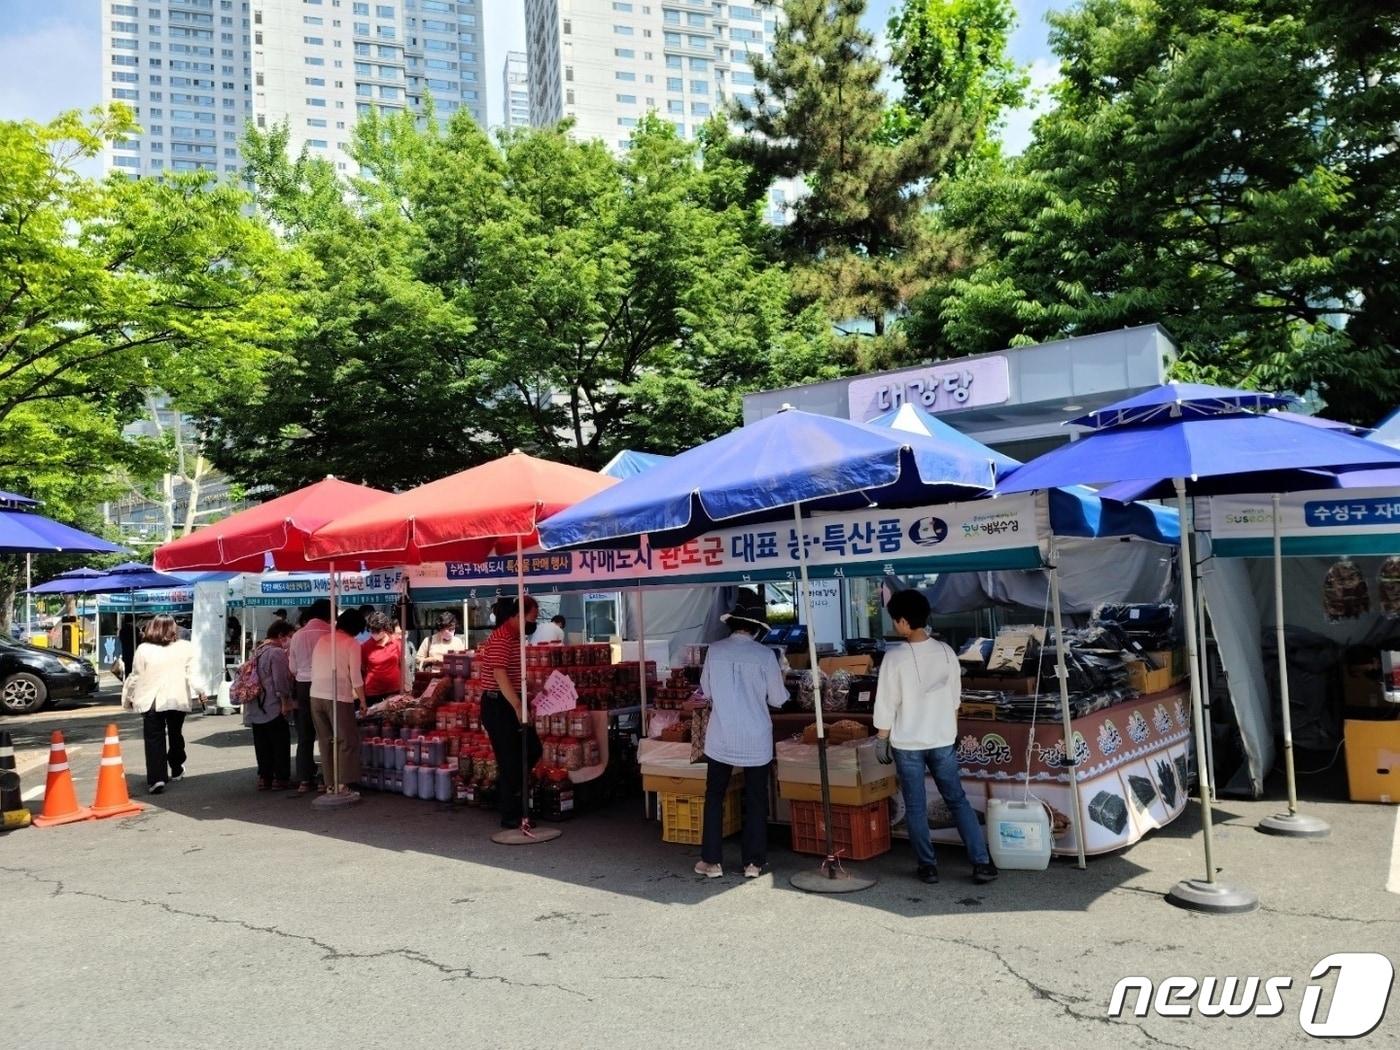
[1378,557,1400,619]
[1323,559,1370,622]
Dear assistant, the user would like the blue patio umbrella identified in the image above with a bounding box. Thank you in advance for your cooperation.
[0,500,124,640]
[25,567,107,595]
[540,408,998,551]
[1372,407,1400,449]
[599,449,672,480]
[1000,385,1400,913]
[540,408,999,892]
[868,402,1179,544]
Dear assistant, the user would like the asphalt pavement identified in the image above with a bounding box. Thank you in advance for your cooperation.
[2,698,1397,1049]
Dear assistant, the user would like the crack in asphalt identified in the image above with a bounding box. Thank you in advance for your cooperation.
[0,865,590,1000]
[881,923,1199,1050]
[1113,882,1399,927]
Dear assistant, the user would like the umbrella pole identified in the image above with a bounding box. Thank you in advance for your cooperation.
[1048,560,1087,870]
[789,501,874,893]
[1166,480,1257,913]
[1259,493,1329,838]
[314,561,359,809]
[637,575,650,822]
[24,555,31,640]
[494,536,559,845]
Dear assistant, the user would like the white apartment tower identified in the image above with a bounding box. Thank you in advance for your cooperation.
[523,1,789,220]
[103,0,485,179]
[502,50,530,129]
[101,0,256,178]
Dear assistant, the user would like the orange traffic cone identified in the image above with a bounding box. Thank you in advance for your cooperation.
[32,730,93,828]
[90,724,144,820]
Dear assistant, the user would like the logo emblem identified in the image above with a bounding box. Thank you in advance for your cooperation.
[909,516,948,546]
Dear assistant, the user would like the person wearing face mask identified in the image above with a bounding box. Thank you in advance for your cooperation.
[361,612,403,706]
[416,611,465,669]
[475,595,544,830]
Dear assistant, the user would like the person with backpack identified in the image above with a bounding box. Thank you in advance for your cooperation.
[240,621,294,790]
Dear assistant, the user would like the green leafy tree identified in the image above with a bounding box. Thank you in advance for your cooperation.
[0,107,297,625]
[911,0,1400,423]
[730,0,969,362]
[885,0,1028,158]
[203,111,831,489]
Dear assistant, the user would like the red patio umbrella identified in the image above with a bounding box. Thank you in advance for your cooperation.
[153,476,392,571]
[303,452,616,564]
[305,451,616,839]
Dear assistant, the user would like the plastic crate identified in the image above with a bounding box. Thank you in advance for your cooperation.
[660,788,741,845]
[789,799,891,860]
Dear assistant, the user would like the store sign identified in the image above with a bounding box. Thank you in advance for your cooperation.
[98,588,195,609]
[847,357,1011,422]
[410,496,1044,594]
[229,570,406,607]
[1211,488,1400,540]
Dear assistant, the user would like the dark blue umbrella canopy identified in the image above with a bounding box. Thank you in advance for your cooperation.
[0,510,124,555]
[28,562,188,595]
[1000,408,1400,496]
[1068,382,1296,429]
[539,408,998,550]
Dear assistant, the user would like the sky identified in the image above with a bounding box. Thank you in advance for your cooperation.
[0,0,1064,150]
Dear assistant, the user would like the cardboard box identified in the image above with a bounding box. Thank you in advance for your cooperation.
[1343,667,1386,709]
[1344,718,1400,803]
[778,775,897,805]
[1126,659,1174,696]
[819,654,874,677]
[1146,649,1187,683]
[776,737,888,789]
[959,698,999,720]
[786,653,809,670]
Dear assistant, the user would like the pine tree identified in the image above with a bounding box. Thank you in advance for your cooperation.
[731,0,968,357]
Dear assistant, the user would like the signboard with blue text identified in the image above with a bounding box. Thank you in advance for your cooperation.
[847,356,1011,422]
[1207,487,1400,557]
[228,569,407,607]
[408,494,1049,599]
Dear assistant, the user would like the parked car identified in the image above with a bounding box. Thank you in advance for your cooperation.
[0,638,98,715]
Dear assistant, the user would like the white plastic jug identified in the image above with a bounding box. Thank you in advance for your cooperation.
[986,798,1052,871]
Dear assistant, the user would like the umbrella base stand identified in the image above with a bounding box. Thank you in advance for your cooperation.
[1257,811,1330,838]
[790,856,877,894]
[312,790,361,810]
[492,823,561,846]
[1165,878,1259,915]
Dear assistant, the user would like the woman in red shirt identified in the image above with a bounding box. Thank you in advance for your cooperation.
[361,612,403,705]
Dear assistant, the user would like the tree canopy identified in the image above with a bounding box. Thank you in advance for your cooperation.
[906,0,1400,423]
[200,111,836,491]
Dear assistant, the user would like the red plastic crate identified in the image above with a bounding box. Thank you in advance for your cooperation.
[789,799,891,860]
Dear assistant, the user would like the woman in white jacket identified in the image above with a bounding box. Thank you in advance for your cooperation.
[122,615,205,794]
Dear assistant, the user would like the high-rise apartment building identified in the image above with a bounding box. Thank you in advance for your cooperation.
[101,0,256,178]
[523,1,791,222]
[502,50,530,129]
[102,0,485,179]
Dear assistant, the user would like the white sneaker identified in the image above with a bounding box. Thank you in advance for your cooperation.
[743,864,763,879]
[693,861,723,879]
[149,781,166,795]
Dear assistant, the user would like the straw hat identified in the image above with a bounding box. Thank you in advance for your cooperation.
[721,589,770,635]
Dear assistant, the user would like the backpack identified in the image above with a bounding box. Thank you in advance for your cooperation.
[229,646,266,708]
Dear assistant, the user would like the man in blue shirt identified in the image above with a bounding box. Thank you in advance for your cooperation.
[695,591,789,879]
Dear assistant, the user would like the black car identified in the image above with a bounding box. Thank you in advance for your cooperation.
[0,638,99,715]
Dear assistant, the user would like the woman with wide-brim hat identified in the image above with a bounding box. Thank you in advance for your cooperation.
[694,590,789,879]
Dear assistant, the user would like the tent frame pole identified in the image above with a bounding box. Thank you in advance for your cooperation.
[313,562,359,808]
[1048,558,1087,870]
[1258,493,1329,838]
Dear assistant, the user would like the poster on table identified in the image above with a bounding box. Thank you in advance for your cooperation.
[408,494,1050,599]
[1205,487,1400,557]
[921,689,1194,857]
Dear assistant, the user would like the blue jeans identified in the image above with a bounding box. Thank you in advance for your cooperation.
[893,745,990,868]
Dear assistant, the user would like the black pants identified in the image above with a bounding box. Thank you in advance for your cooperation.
[480,691,542,827]
[251,716,291,782]
[702,759,769,867]
[142,710,187,787]
[293,680,318,786]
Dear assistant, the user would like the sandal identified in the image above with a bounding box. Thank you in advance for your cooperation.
[296,782,310,795]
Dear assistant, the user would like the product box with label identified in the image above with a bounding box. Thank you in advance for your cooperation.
[1126,659,1174,696]
[1344,718,1399,803]
[776,737,895,804]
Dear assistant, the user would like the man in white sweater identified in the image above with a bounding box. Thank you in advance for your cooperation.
[873,589,997,885]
